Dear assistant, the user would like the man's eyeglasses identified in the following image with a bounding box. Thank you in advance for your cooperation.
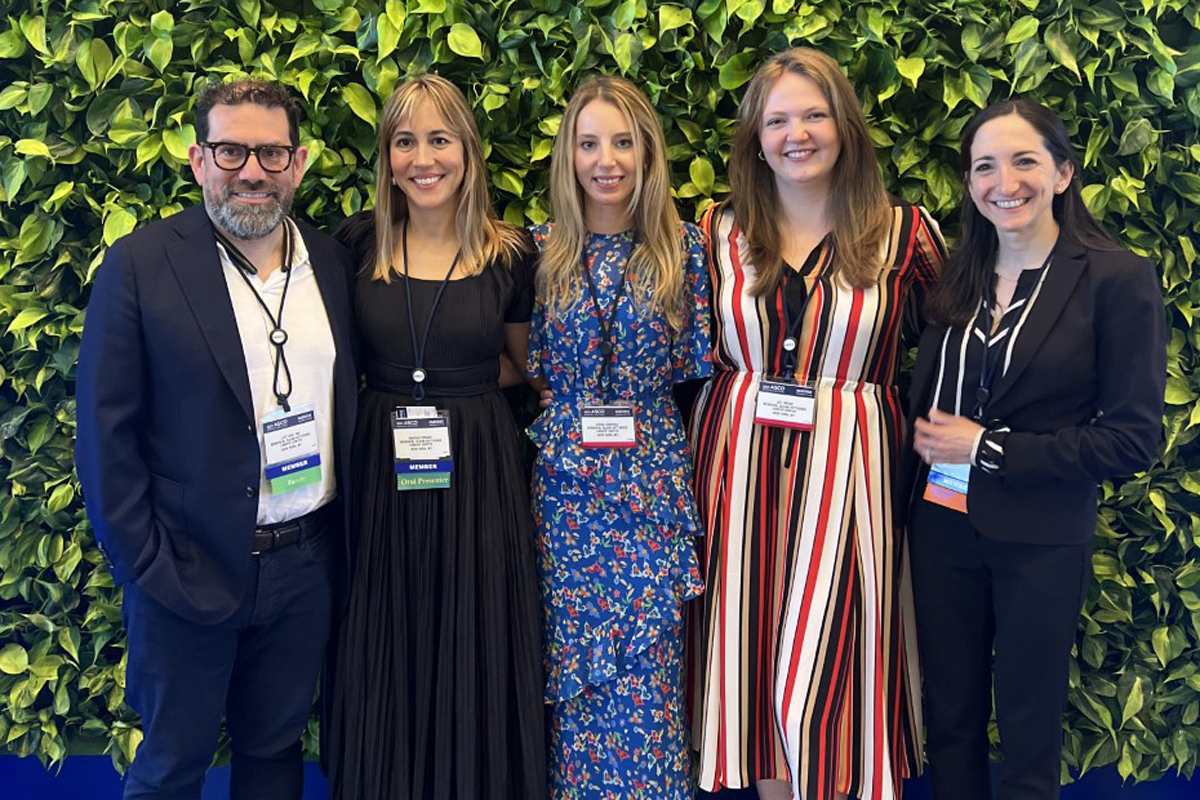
[199,141,296,172]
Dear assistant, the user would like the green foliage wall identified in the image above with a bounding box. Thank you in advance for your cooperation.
[0,0,1197,784]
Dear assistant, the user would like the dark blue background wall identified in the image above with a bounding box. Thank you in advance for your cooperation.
[2,757,1195,800]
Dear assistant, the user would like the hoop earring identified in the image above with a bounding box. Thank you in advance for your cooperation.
[757,150,766,161]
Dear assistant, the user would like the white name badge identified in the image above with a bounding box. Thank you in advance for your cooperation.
[262,404,322,493]
[580,404,637,448]
[924,462,970,513]
[754,381,816,430]
[392,407,453,490]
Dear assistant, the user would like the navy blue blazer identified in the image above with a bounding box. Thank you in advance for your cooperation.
[901,238,1166,545]
[75,205,358,624]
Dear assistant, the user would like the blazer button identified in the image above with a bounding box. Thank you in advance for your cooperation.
[246,424,253,433]
[245,485,256,497]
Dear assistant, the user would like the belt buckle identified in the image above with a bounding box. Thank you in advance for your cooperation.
[251,526,279,556]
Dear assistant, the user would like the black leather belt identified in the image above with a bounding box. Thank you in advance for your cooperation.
[251,507,326,555]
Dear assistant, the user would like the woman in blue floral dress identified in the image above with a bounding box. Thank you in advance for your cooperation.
[527,76,711,800]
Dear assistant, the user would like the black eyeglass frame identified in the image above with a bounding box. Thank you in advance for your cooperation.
[199,141,298,172]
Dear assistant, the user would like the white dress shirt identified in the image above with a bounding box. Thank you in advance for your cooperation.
[217,219,338,525]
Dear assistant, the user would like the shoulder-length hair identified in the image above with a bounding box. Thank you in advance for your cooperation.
[372,74,527,281]
[729,47,891,295]
[538,75,686,331]
[927,99,1119,326]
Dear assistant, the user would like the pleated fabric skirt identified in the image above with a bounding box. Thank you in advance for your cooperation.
[326,387,547,800]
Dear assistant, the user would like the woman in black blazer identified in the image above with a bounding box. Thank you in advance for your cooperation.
[905,100,1166,800]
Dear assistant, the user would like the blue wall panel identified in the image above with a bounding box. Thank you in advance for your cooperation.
[1,757,1194,800]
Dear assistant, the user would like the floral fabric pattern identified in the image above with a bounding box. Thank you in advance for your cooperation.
[528,223,711,800]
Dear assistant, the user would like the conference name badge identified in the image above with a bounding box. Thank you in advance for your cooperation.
[580,404,637,448]
[924,462,970,513]
[392,406,453,490]
[262,404,322,493]
[754,380,816,430]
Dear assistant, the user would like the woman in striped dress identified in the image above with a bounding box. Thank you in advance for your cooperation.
[689,48,946,800]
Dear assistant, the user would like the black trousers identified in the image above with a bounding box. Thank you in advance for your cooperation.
[121,520,335,800]
[909,497,1091,800]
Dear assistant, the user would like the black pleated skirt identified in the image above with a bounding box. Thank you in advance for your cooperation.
[326,387,547,800]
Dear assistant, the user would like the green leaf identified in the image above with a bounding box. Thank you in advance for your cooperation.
[611,32,635,73]
[1152,626,1172,667]
[0,644,28,675]
[144,35,173,73]
[1117,119,1155,156]
[1044,24,1079,78]
[494,169,523,196]
[895,57,924,87]
[7,307,49,333]
[659,5,693,32]
[689,156,714,194]
[103,207,137,246]
[1120,675,1144,725]
[15,138,52,159]
[0,83,25,109]
[19,15,48,55]
[719,51,757,91]
[162,126,194,161]
[1005,16,1039,45]
[150,10,174,36]
[0,28,28,58]
[377,13,401,61]
[1165,375,1196,405]
[447,23,483,59]
[342,83,377,127]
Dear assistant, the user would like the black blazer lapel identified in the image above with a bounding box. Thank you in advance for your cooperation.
[301,225,358,475]
[986,238,1087,409]
[165,206,256,422]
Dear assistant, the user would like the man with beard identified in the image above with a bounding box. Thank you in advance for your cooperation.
[75,80,357,800]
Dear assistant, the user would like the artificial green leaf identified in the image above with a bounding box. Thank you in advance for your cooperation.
[719,51,757,91]
[0,644,28,675]
[1005,16,1039,45]
[659,6,693,32]
[102,207,137,246]
[895,57,924,87]
[447,23,483,59]
[342,83,377,126]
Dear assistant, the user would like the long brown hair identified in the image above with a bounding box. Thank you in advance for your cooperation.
[927,99,1119,326]
[729,47,891,294]
[372,75,526,281]
[538,75,686,331]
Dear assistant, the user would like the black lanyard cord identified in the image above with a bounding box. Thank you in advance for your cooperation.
[401,219,461,403]
[777,265,820,381]
[970,248,1054,420]
[217,222,296,412]
[580,247,629,400]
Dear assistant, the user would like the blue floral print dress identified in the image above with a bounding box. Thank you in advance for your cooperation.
[527,223,711,800]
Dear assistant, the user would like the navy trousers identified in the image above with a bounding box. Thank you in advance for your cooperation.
[909,497,1091,800]
[121,521,335,800]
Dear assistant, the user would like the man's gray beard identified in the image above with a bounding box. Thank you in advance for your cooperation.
[204,181,293,240]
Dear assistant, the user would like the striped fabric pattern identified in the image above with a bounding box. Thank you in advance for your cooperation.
[689,202,946,800]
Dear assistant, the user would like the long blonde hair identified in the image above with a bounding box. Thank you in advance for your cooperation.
[538,75,686,331]
[729,47,891,294]
[372,74,526,280]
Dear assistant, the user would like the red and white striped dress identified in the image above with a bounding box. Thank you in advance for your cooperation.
[689,202,945,800]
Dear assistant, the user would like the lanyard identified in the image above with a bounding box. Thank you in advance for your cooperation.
[402,219,461,402]
[776,266,819,381]
[969,249,1054,420]
[580,247,629,399]
[216,222,296,412]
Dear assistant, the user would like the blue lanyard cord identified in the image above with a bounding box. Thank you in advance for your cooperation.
[401,219,461,403]
[970,249,1054,420]
[580,247,629,401]
[218,222,296,412]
